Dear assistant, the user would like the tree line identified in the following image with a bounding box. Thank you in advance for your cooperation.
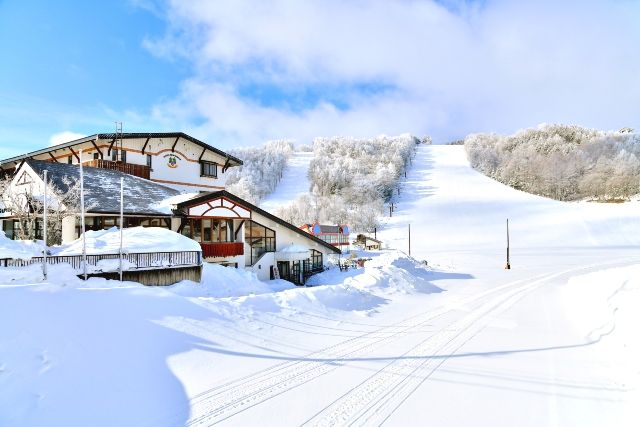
[464,124,640,201]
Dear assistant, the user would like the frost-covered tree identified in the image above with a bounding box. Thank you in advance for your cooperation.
[465,124,640,201]
[225,140,294,204]
[277,134,419,231]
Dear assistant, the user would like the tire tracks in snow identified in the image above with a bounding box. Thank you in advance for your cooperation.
[173,272,551,426]
[300,258,638,427]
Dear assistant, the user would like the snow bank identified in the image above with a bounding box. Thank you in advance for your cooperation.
[53,226,201,256]
[0,232,44,260]
[169,263,295,298]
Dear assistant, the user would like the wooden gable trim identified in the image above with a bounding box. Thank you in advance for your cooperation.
[171,136,180,152]
[107,138,116,156]
[222,157,231,173]
[48,152,58,163]
[198,147,207,162]
[91,139,103,159]
[68,146,80,162]
[141,137,151,155]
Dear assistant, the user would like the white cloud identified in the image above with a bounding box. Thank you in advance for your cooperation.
[143,0,640,145]
[49,131,85,147]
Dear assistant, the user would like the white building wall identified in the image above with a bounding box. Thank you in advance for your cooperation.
[9,137,237,193]
[247,252,275,281]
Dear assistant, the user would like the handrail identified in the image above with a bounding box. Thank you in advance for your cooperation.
[0,251,202,271]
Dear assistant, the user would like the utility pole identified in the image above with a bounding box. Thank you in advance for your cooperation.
[119,177,124,282]
[505,218,511,270]
[42,170,48,280]
[80,149,87,280]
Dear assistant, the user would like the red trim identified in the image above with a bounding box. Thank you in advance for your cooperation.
[201,242,244,258]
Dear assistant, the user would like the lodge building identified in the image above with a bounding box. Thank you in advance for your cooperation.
[0,133,340,285]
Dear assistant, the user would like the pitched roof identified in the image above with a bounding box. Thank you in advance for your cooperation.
[178,191,342,254]
[24,160,180,216]
[0,132,243,167]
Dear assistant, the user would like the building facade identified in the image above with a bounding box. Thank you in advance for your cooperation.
[0,132,243,192]
[0,133,340,285]
[300,223,350,253]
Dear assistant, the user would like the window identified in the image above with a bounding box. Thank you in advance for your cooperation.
[67,156,73,164]
[111,149,126,162]
[93,153,99,160]
[200,161,218,178]
[146,154,152,169]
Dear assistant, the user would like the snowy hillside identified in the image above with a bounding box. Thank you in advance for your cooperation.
[260,151,313,212]
[2,145,639,426]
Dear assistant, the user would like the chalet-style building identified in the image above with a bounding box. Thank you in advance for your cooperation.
[0,132,243,192]
[356,234,383,250]
[0,134,340,285]
[300,223,350,253]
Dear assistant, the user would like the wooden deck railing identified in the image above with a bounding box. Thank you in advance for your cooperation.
[0,251,202,272]
[84,159,151,180]
[200,242,244,258]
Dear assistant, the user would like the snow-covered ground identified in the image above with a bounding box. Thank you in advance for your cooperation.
[1,145,639,426]
[260,151,313,212]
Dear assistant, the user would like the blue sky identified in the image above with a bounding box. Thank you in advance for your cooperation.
[1,0,639,157]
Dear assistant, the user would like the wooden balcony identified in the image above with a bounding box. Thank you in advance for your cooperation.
[201,242,244,258]
[84,159,151,180]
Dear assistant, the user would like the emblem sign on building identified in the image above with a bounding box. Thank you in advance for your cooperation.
[164,154,181,169]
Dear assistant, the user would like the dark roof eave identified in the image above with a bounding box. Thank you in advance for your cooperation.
[0,132,243,167]
[178,191,342,254]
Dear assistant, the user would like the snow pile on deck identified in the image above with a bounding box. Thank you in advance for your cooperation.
[53,226,201,256]
[170,262,295,298]
[0,232,44,260]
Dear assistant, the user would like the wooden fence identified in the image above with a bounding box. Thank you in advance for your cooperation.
[0,251,202,271]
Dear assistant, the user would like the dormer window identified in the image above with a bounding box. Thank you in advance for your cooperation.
[200,161,217,178]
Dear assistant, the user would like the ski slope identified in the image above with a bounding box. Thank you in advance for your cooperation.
[2,145,639,427]
[260,151,313,212]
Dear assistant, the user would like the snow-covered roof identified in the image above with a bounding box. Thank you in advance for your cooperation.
[25,160,181,216]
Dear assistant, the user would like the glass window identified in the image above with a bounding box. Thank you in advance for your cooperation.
[146,154,152,168]
[200,161,218,178]
[192,219,202,242]
[203,219,212,242]
[181,222,191,238]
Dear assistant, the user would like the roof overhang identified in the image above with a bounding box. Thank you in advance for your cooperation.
[0,132,243,168]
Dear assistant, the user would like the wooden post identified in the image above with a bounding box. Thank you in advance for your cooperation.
[389,205,392,217]
[374,227,376,240]
[505,218,511,269]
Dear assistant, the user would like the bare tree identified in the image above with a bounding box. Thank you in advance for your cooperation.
[1,172,81,244]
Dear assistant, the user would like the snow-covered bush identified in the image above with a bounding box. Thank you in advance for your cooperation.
[225,140,294,203]
[465,124,640,201]
[276,134,418,231]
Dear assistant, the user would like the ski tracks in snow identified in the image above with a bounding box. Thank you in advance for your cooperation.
[175,270,561,425]
[301,259,637,427]
[151,258,636,427]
